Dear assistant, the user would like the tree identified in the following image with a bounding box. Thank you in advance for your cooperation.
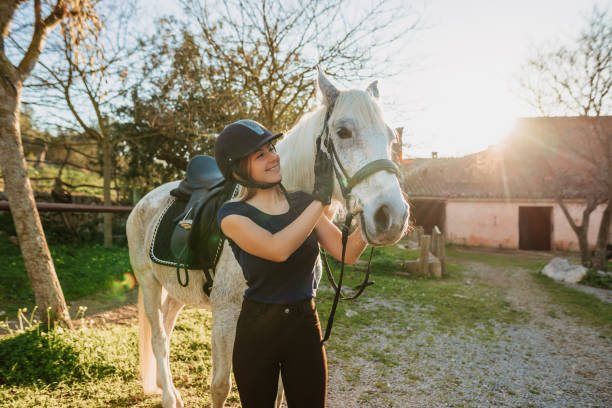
[25,1,135,247]
[519,6,611,270]
[0,0,100,327]
[113,24,244,194]
[114,0,420,193]
[181,0,420,130]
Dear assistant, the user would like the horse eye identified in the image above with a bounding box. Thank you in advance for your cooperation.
[337,127,352,139]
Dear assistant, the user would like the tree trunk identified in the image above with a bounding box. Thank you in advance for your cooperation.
[0,77,72,328]
[577,229,591,268]
[102,136,112,247]
[593,200,611,271]
[557,197,594,268]
[35,144,47,168]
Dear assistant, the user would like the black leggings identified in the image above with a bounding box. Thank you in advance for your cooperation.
[232,298,327,408]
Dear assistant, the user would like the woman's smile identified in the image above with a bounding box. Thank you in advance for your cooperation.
[266,163,280,172]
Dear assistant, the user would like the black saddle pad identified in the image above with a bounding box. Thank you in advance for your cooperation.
[149,199,205,269]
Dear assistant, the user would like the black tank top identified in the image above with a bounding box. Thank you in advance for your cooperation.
[217,190,320,304]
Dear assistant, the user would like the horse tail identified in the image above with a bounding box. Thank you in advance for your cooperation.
[138,286,160,394]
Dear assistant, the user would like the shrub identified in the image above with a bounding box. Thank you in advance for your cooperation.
[579,269,612,290]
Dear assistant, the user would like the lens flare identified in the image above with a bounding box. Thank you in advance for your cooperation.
[122,272,137,290]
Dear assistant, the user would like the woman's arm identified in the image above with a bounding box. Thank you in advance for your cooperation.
[220,200,325,262]
[313,214,368,265]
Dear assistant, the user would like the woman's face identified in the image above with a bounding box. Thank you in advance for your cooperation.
[247,142,281,183]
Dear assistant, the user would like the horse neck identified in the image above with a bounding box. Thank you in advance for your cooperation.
[277,108,326,193]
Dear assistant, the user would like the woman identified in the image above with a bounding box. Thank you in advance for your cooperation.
[215,119,368,407]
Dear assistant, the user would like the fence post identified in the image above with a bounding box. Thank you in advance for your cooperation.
[439,234,446,276]
[432,226,440,257]
[417,226,424,244]
[419,234,430,275]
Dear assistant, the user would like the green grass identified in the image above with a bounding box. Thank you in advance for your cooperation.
[0,308,241,408]
[532,273,612,338]
[446,245,549,272]
[318,245,530,363]
[445,245,612,337]
[0,235,132,318]
[1,243,610,406]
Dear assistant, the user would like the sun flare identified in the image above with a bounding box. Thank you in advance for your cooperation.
[425,75,521,157]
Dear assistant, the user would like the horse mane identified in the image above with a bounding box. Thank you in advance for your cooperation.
[277,107,325,194]
[278,88,388,198]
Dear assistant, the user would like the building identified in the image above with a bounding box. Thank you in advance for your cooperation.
[400,117,611,251]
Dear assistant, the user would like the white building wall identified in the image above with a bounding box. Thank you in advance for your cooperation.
[445,199,607,251]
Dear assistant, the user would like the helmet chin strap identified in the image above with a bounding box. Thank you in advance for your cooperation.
[233,167,281,189]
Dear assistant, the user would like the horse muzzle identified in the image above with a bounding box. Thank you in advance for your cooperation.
[359,197,409,246]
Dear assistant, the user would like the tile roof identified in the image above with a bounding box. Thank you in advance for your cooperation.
[400,116,611,200]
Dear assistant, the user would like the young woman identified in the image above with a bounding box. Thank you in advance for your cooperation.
[215,119,368,407]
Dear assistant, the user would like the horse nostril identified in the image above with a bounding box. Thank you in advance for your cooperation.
[374,204,391,232]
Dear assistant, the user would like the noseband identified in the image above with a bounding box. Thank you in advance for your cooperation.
[316,104,399,342]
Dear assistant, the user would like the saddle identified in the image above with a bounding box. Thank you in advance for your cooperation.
[149,155,236,296]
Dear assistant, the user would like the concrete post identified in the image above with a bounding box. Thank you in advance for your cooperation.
[432,226,441,256]
[419,234,430,275]
[417,226,424,244]
[439,235,446,276]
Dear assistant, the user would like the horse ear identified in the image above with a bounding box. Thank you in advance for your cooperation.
[366,80,380,99]
[317,68,339,107]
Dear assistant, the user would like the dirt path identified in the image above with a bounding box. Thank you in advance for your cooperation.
[0,289,139,335]
[68,288,139,328]
[325,256,612,407]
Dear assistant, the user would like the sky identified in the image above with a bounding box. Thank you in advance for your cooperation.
[138,0,609,158]
[72,0,611,159]
[374,0,611,158]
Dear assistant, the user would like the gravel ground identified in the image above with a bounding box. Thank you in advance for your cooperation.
[325,261,612,408]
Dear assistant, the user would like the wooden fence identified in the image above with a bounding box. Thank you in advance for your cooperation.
[0,201,133,213]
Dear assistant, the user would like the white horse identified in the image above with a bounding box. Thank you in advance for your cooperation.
[126,70,410,408]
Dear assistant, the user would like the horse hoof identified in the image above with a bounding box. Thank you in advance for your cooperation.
[143,386,163,396]
[162,394,176,408]
[173,387,184,408]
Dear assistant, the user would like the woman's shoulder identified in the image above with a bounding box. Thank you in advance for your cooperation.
[217,201,251,224]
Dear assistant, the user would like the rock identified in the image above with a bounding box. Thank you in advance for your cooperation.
[541,258,588,284]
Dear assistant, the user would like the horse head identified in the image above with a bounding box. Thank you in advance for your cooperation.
[278,70,410,246]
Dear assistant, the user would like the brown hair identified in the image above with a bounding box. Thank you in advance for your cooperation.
[229,156,257,202]
[229,153,284,203]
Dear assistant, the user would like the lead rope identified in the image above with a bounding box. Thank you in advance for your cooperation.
[321,210,376,343]
[322,212,352,342]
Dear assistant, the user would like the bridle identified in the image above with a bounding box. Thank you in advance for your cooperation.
[317,104,399,342]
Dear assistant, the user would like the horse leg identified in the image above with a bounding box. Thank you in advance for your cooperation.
[275,376,285,408]
[160,292,185,408]
[211,305,241,408]
[138,286,161,395]
[140,280,178,408]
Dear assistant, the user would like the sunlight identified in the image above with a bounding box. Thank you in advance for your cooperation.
[421,74,521,157]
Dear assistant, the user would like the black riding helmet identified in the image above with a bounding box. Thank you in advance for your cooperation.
[214,119,283,189]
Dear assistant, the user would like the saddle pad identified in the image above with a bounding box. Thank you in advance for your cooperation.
[149,198,204,269]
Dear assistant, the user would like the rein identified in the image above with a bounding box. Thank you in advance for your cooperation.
[317,105,399,342]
